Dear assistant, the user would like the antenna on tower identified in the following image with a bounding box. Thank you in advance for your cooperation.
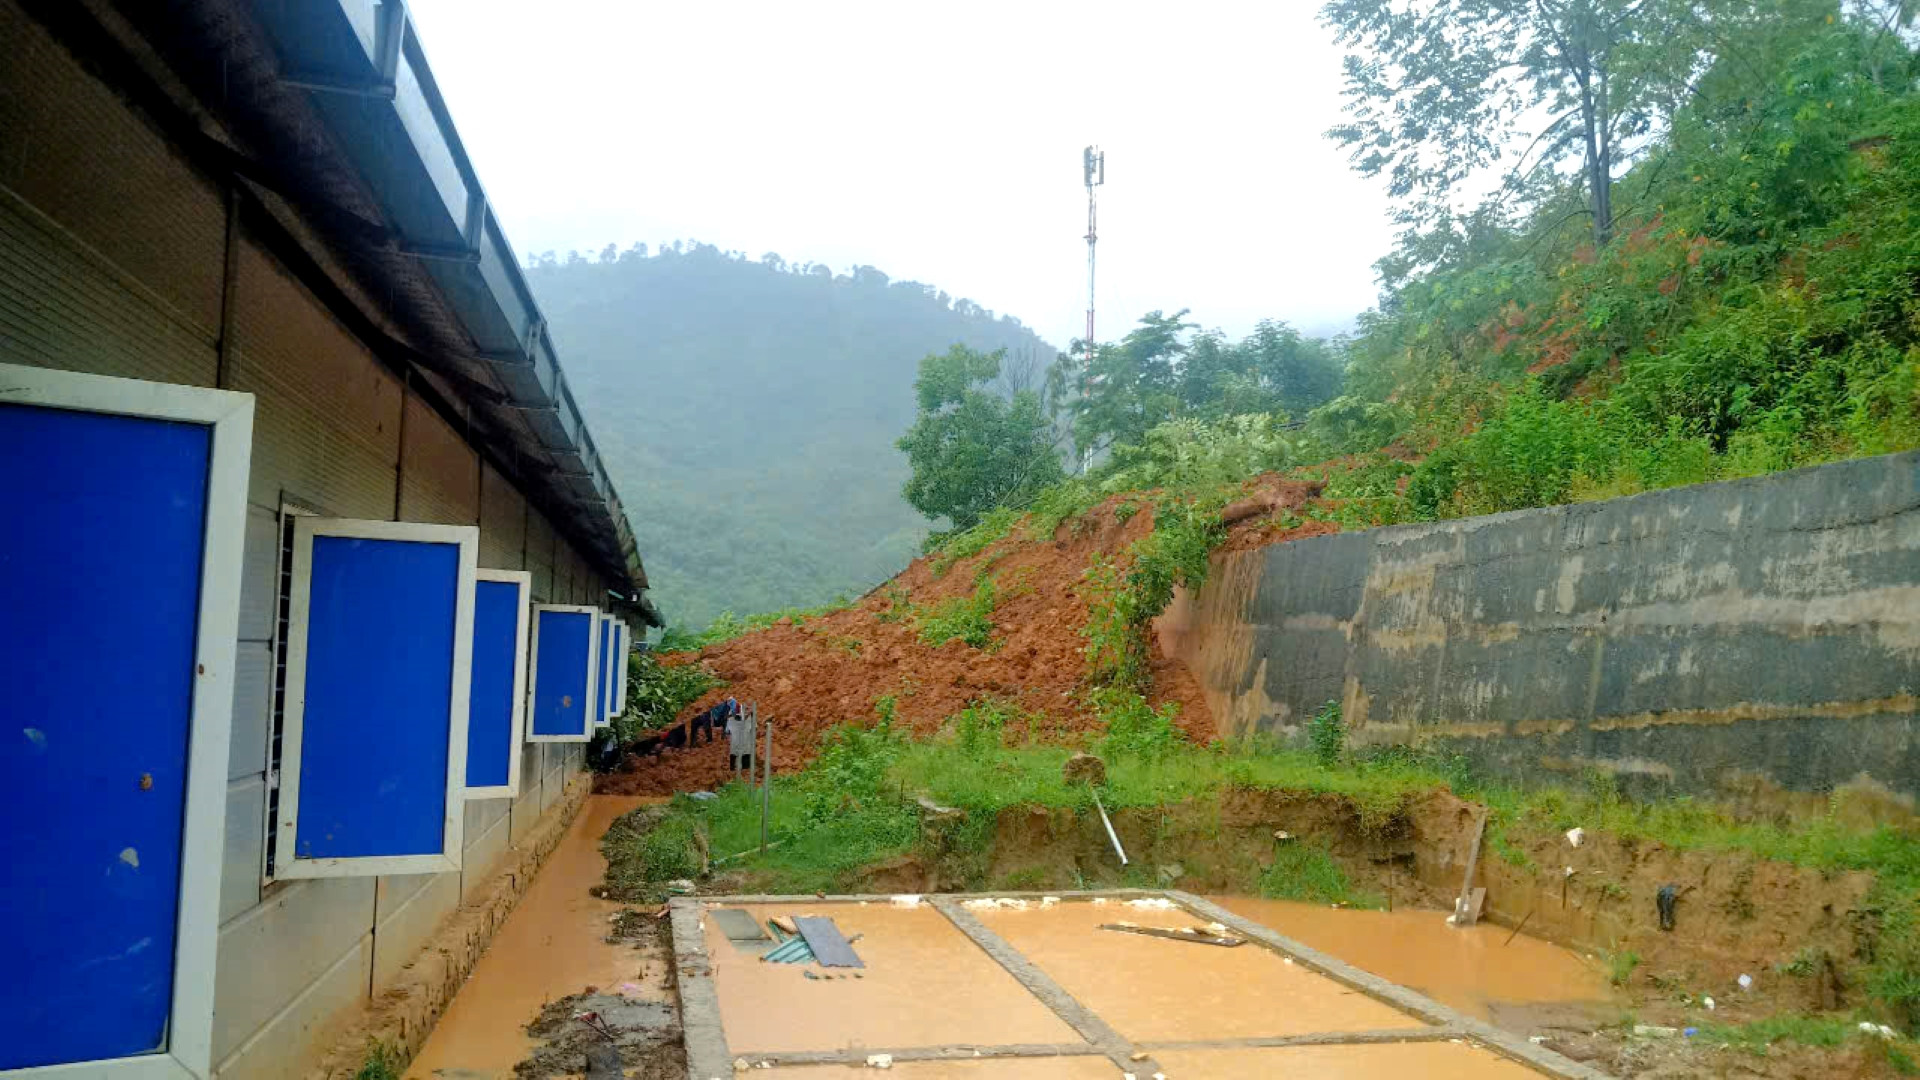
[1080,145,1105,474]
[1082,145,1105,364]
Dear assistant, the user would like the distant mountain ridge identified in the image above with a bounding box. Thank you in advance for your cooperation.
[526,242,1058,631]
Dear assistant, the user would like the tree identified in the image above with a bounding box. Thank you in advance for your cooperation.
[897,346,1066,530]
[1323,0,1715,250]
[1054,310,1194,457]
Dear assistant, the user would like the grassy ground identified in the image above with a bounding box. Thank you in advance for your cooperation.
[600,713,1920,1039]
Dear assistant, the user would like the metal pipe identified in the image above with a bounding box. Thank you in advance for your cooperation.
[1091,789,1128,866]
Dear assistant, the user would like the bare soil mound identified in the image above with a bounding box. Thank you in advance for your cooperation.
[599,481,1329,796]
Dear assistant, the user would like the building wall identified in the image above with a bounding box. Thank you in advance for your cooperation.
[1164,451,1920,804]
[0,9,602,1074]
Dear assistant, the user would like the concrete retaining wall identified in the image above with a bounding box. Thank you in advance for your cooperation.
[1163,451,1920,803]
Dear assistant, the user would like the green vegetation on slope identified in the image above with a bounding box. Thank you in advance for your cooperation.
[526,244,1057,632]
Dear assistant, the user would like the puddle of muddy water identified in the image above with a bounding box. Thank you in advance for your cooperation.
[404,795,666,1080]
[703,901,1081,1054]
[1152,1040,1549,1079]
[1211,896,1613,1024]
[976,899,1426,1043]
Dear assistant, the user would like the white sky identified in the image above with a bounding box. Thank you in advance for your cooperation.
[406,0,1398,347]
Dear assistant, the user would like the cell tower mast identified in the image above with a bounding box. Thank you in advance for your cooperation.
[1082,146,1105,367]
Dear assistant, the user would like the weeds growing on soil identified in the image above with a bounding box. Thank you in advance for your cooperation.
[353,1041,403,1080]
[1259,841,1383,909]
[915,575,999,649]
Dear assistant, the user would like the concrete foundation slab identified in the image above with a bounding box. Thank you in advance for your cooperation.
[701,902,1083,1054]
[975,899,1425,1043]
[1152,1039,1552,1078]
[765,1059,1122,1077]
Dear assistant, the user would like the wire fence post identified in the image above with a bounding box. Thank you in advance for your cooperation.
[759,710,772,853]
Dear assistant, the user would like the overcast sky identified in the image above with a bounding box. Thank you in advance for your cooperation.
[406,0,1398,348]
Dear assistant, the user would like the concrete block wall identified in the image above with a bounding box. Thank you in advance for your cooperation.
[1165,451,1920,802]
[0,7,606,1074]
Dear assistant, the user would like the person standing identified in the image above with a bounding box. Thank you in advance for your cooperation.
[725,698,754,777]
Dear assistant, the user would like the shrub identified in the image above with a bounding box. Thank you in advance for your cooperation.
[1092,688,1181,760]
[1308,701,1346,769]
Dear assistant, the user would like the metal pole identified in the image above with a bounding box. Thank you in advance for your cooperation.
[759,711,772,852]
[1091,789,1128,866]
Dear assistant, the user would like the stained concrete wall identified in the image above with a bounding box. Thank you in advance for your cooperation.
[0,8,609,1075]
[1165,451,1920,802]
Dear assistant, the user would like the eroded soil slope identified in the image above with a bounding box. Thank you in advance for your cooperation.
[600,481,1327,795]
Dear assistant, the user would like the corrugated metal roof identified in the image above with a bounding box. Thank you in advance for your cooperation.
[57,0,647,592]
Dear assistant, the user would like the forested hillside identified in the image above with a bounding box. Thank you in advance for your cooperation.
[526,244,1056,630]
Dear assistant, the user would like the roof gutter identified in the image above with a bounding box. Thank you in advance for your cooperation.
[246,0,645,589]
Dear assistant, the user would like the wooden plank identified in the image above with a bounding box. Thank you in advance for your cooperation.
[793,916,864,968]
[1453,807,1489,927]
[1098,923,1244,947]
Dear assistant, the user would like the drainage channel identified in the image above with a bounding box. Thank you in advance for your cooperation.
[671,890,1612,1079]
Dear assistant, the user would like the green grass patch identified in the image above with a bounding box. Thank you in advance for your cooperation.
[915,575,998,648]
[1696,1014,1859,1054]
[353,1040,403,1080]
[1259,841,1384,909]
[928,505,1023,576]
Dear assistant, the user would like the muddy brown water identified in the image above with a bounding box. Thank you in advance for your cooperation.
[975,899,1425,1043]
[1212,896,1614,1023]
[1152,1040,1554,1078]
[403,795,664,1079]
[702,902,1078,1054]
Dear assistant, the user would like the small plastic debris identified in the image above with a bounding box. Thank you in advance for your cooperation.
[733,1058,749,1073]
[619,982,642,994]
[1702,996,1716,1011]
[1565,866,1577,878]
[1041,896,1061,907]
[1282,957,1294,965]
[889,895,923,908]
[668,879,697,895]
[865,1053,893,1068]
[1091,897,1108,905]
[1737,973,1754,991]
[689,791,718,801]
[1565,827,1586,847]
[1634,1024,1679,1038]
[1683,1027,1698,1038]
[1858,1022,1898,1040]
[1529,1035,1547,1045]
[1125,897,1176,909]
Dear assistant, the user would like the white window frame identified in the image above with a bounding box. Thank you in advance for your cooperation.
[465,569,530,800]
[612,619,630,715]
[528,603,600,743]
[597,611,618,727]
[275,517,478,879]
[0,363,252,1080]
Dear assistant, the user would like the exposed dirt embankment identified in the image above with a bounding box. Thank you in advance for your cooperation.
[599,482,1331,797]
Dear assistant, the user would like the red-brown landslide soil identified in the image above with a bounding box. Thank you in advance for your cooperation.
[598,478,1326,796]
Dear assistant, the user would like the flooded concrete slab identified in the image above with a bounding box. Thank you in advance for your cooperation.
[404,796,663,1080]
[1152,1039,1550,1078]
[704,902,1083,1054]
[1212,897,1612,1022]
[975,899,1426,1043]
[766,1058,1122,1077]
